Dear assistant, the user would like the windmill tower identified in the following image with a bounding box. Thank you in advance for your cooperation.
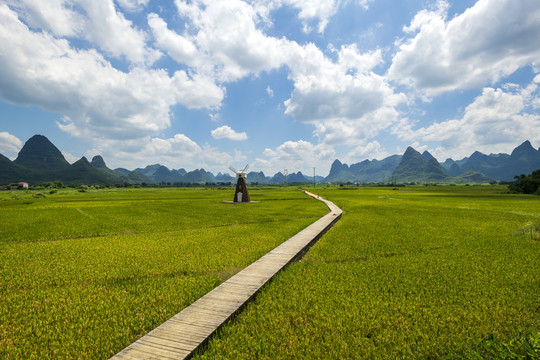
[229,164,251,203]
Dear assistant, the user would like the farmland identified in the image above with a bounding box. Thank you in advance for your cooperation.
[194,185,540,359]
[1,185,539,359]
[0,187,328,359]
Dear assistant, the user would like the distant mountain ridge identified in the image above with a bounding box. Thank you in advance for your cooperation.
[439,141,540,181]
[0,135,315,185]
[321,140,540,183]
[325,155,402,183]
[392,147,450,183]
[1,135,539,185]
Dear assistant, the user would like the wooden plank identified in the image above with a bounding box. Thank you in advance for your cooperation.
[175,307,228,320]
[148,330,206,346]
[160,322,214,337]
[137,336,193,353]
[174,306,230,319]
[117,344,179,360]
[190,299,241,312]
[209,285,258,297]
[168,316,221,329]
[146,333,200,347]
[111,190,341,359]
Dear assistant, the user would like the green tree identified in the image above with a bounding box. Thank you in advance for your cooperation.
[508,169,540,194]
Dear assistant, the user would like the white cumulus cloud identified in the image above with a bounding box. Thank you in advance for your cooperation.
[0,132,23,155]
[388,0,540,96]
[147,12,199,65]
[394,79,540,159]
[256,139,335,175]
[211,125,248,141]
[88,134,243,173]
[285,43,405,145]
[343,140,391,164]
[150,1,403,149]
[170,0,292,82]
[0,4,224,144]
[6,0,83,37]
[10,0,159,65]
[252,0,373,33]
[116,0,149,12]
[77,0,160,65]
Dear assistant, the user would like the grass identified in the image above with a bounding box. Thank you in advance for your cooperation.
[193,185,540,359]
[0,187,328,359]
[2,185,539,359]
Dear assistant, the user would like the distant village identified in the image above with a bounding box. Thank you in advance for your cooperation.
[0,182,28,190]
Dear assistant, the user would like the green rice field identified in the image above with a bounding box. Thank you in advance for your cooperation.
[0,187,327,359]
[194,185,540,359]
[1,185,539,359]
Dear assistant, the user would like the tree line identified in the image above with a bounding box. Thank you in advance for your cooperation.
[508,169,540,195]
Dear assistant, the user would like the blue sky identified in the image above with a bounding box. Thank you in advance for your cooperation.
[1,0,539,176]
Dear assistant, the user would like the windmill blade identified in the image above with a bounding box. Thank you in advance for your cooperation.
[243,164,250,172]
[229,166,237,174]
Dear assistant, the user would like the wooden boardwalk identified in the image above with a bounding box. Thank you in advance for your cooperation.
[111,190,342,360]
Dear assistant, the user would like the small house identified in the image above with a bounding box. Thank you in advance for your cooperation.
[19,182,29,189]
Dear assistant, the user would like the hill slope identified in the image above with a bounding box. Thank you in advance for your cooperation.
[0,154,37,184]
[60,157,120,185]
[14,134,70,172]
[393,147,451,183]
[91,155,122,181]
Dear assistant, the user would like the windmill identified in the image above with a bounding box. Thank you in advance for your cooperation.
[229,164,251,203]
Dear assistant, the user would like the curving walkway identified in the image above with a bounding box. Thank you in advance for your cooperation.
[111,189,342,360]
